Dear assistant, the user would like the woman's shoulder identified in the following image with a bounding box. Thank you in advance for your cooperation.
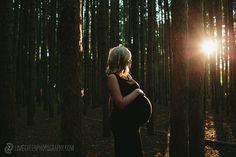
[107,73,116,78]
[107,73,118,82]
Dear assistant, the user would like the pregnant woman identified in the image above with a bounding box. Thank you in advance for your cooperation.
[106,45,152,157]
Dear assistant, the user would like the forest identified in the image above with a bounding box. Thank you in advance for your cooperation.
[0,0,236,157]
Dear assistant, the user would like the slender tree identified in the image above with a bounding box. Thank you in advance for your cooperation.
[15,0,24,117]
[48,0,57,118]
[147,0,155,135]
[110,0,119,47]
[215,0,223,113]
[223,0,230,115]
[36,0,43,107]
[164,0,171,106]
[83,0,90,114]
[139,0,147,89]
[91,0,98,108]
[26,0,36,125]
[130,0,140,81]
[42,0,49,111]
[228,0,236,114]
[97,0,110,137]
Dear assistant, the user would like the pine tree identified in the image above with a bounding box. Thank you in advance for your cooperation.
[188,0,205,156]
[59,0,85,156]
[170,0,188,156]
[0,0,15,155]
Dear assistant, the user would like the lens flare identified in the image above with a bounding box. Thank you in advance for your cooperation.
[201,39,217,55]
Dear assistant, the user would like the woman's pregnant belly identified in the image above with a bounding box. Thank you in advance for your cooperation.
[124,95,152,127]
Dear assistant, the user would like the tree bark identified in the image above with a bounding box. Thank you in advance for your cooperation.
[110,0,119,47]
[170,0,189,156]
[147,0,155,135]
[130,0,139,81]
[59,0,85,156]
[188,0,205,156]
[97,0,110,137]
[0,0,15,155]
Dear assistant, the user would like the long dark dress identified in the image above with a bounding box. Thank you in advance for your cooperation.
[109,73,152,157]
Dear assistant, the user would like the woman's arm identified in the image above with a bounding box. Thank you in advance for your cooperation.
[107,74,144,109]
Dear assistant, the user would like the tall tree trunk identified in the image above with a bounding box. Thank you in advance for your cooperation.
[130,0,140,81]
[26,0,36,125]
[15,0,23,117]
[110,0,119,47]
[223,0,230,115]
[36,0,43,107]
[228,0,236,115]
[97,0,110,137]
[48,0,57,118]
[42,0,49,111]
[147,0,155,135]
[159,1,165,106]
[0,0,15,155]
[207,0,217,111]
[59,0,85,156]
[139,0,147,89]
[83,0,90,115]
[123,0,129,45]
[13,0,21,117]
[170,0,188,156]
[164,0,171,106]
[188,0,205,157]
[215,0,223,114]
[91,0,98,108]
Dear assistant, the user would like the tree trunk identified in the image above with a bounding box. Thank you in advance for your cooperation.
[97,0,110,137]
[59,0,85,156]
[147,0,155,135]
[42,0,49,111]
[110,0,119,47]
[223,0,230,115]
[188,0,205,157]
[48,0,57,118]
[130,0,140,81]
[91,0,98,108]
[139,0,147,89]
[215,0,223,114]
[26,0,36,125]
[228,0,236,115]
[164,0,171,106]
[83,0,90,115]
[0,0,15,155]
[36,0,43,107]
[170,0,188,156]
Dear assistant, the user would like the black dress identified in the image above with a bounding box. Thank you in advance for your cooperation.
[109,73,152,157]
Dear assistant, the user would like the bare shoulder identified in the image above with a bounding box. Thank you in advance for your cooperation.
[107,74,119,91]
[107,74,118,84]
[108,73,115,78]
[107,73,116,80]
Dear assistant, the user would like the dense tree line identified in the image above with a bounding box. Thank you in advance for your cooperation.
[0,0,235,156]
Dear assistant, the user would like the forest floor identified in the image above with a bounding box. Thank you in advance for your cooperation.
[13,100,236,157]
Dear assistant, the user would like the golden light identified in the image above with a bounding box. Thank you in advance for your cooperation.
[201,39,217,55]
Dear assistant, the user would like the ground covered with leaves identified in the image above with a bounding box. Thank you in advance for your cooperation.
[13,102,236,157]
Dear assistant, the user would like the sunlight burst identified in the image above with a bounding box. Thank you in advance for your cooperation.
[201,39,217,55]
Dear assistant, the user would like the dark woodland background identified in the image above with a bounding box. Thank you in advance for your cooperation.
[1,0,236,157]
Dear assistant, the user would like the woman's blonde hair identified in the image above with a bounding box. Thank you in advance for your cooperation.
[106,45,131,75]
